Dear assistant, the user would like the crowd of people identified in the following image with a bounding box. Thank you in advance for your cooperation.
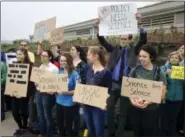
[1,13,184,137]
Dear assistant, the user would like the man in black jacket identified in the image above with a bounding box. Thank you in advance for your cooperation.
[94,13,147,137]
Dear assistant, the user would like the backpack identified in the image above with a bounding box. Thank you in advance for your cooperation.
[130,65,161,81]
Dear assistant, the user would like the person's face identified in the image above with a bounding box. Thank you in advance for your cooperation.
[87,50,98,65]
[60,56,68,69]
[170,54,180,65]
[70,46,79,58]
[139,50,151,66]
[41,51,50,64]
[16,50,25,62]
[20,41,28,50]
[178,45,184,55]
[120,35,130,47]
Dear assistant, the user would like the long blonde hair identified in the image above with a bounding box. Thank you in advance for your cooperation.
[167,51,182,62]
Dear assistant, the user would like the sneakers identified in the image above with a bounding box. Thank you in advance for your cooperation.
[13,129,27,137]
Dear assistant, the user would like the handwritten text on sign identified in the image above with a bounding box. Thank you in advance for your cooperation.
[98,3,138,36]
[38,73,68,93]
[171,66,184,80]
[30,67,54,83]
[34,17,56,41]
[5,63,29,98]
[50,27,64,45]
[73,84,109,109]
[121,77,163,104]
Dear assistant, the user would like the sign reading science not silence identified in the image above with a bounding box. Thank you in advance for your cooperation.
[121,77,164,104]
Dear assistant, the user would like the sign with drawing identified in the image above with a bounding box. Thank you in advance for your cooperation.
[34,17,56,41]
[50,27,64,45]
[98,3,138,36]
[5,63,30,98]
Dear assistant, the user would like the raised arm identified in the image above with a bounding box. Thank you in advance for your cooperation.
[37,41,43,56]
[94,19,114,53]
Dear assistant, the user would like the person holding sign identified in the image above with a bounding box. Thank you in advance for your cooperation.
[160,51,184,136]
[128,45,167,137]
[82,46,112,137]
[56,53,81,136]
[70,45,88,135]
[94,12,147,137]
[35,50,59,137]
[11,49,35,137]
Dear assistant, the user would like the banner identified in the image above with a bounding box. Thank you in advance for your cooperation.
[50,27,64,45]
[121,77,163,104]
[73,84,109,109]
[5,63,29,98]
[171,66,184,80]
[98,3,138,36]
[34,17,56,41]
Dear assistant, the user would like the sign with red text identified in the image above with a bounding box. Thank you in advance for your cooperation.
[98,3,138,36]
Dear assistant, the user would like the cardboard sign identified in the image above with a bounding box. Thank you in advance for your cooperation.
[34,17,56,41]
[5,63,29,98]
[50,27,64,45]
[38,73,68,93]
[98,3,138,36]
[171,66,184,80]
[121,77,163,104]
[73,84,109,109]
[5,53,17,65]
[30,67,54,83]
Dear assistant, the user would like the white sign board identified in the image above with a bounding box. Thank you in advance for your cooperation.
[5,53,17,64]
[98,3,138,36]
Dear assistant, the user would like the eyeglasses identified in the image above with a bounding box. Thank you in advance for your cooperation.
[21,44,27,47]
[120,38,128,40]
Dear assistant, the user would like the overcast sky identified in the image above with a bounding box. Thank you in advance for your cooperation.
[1,2,158,41]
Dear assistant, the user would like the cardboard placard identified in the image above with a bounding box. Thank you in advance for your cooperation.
[73,84,109,109]
[98,3,138,36]
[121,77,163,104]
[34,17,56,41]
[30,67,54,83]
[38,73,68,93]
[171,66,184,80]
[50,27,64,45]
[5,63,29,98]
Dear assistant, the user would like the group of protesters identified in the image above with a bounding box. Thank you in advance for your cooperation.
[1,12,184,137]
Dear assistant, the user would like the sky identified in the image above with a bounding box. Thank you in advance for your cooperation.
[1,2,158,41]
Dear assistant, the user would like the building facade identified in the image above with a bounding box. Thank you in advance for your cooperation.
[62,1,184,41]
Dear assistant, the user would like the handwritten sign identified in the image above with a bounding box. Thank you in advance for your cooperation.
[98,3,138,36]
[50,27,64,45]
[30,67,54,83]
[121,77,163,104]
[73,84,109,109]
[5,53,17,65]
[171,66,184,80]
[34,17,56,41]
[5,63,29,97]
[38,73,68,93]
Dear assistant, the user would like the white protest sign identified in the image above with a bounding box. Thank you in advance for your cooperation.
[5,53,17,65]
[98,3,138,36]
[121,77,163,104]
[5,63,29,98]
[50,27,64,45]
[34,17,56,41]
[73,84,109,109]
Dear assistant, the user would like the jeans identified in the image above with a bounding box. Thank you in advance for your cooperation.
[56,103,76,136]
[83,105,105,137]
[73,104,80,133]
[107,91,130,137]
[35,91,55,137]
[161,100,183,136]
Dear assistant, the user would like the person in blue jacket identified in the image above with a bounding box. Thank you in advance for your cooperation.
[160,51,184,136]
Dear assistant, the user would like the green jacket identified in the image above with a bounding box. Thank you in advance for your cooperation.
[1,62,7,87]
